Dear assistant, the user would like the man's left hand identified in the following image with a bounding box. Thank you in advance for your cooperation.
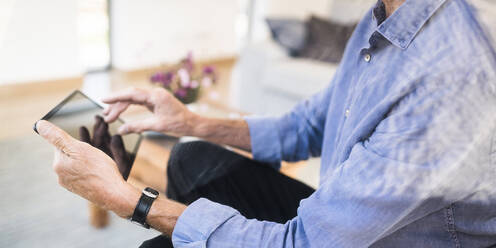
[36,120,139,218]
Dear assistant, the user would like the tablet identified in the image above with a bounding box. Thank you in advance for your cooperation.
[35,90,142,163]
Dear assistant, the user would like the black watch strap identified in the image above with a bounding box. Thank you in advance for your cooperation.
[131,187,159,229]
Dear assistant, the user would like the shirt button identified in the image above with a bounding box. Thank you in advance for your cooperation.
[364,53,371,62]
[345,109,350,117]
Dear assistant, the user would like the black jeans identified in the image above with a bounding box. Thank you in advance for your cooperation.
[139,141,315,248]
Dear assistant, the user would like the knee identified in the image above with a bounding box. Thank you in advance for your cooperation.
[166,141,221,198]
[167,140,219,180]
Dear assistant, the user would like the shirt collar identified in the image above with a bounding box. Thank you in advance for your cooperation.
[374,0,447,49]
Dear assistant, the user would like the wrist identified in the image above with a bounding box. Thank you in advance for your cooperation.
[186,112,206,137]
[147,197,187,236]
[112,183,140,218]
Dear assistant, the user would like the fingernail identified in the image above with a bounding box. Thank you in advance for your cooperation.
[34,120,49,136]
[33,120,39,134]
[118,125,126,134]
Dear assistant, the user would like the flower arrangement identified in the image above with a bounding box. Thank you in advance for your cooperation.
[150,52,217,104]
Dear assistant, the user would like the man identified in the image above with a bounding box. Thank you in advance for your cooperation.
[35,0,496,247]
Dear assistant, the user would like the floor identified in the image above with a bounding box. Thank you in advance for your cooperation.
[0,136,160,248]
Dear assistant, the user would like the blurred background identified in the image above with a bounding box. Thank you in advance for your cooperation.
[0,0,494,247]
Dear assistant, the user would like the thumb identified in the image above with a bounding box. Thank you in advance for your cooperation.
[36,120,77,155]
[118,119,156,135]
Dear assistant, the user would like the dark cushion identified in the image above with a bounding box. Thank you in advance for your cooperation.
[266,18,308,56]
[298,16,356,63]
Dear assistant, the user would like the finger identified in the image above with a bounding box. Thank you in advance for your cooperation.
[102,88,149,105]
[37,120,77,155]
[93,115,112,154]
[102,107,110,115]
[118,119,156,135]
[110,135,132,180]
[103,102,130,123]
[79,126,91,144]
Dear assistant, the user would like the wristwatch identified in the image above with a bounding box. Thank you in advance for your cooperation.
[130,187,159,229]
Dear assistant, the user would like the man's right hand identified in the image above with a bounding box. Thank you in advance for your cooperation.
[102,87,198,136]
[104,87,252,151]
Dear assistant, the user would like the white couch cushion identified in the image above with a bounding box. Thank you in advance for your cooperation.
[471,0,496,44]
[261,58,337,98]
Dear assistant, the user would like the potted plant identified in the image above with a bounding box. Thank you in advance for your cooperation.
[150,52,217,104]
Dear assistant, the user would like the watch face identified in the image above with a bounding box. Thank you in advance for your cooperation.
[143,187,159,198]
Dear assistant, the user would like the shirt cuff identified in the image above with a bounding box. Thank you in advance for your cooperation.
[244,116,283,168]
[172,198,239,247]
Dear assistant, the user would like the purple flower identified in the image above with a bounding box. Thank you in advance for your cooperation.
[160,71,174,87]
[174,88,188,99]
[150,72,165,83]
[164,71,174,81]
[202,66,217,83]
[203,65,215,74]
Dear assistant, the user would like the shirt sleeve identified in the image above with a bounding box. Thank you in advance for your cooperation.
[172,71,496,247]
[244,83,335,165]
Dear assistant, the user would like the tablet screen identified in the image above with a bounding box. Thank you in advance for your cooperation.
[39,90,142,163]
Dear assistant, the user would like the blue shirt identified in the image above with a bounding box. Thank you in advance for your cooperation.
[172,0,496,247]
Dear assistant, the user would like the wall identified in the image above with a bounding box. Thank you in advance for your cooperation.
[111,0,240,71]
[0,0,83,84]
[264,0,330,19]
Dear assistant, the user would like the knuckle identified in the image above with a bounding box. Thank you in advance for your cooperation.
[150,122,161,130]
[154,89,169,101]
[61,147,73,157]
[117,102,128,111]
[53,137,65,149]
[53,163,62,174]
[155,87,166,93]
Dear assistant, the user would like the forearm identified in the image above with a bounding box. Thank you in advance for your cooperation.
[188,114,252,151]
[116,184,187,237]
[146,197,187,236]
